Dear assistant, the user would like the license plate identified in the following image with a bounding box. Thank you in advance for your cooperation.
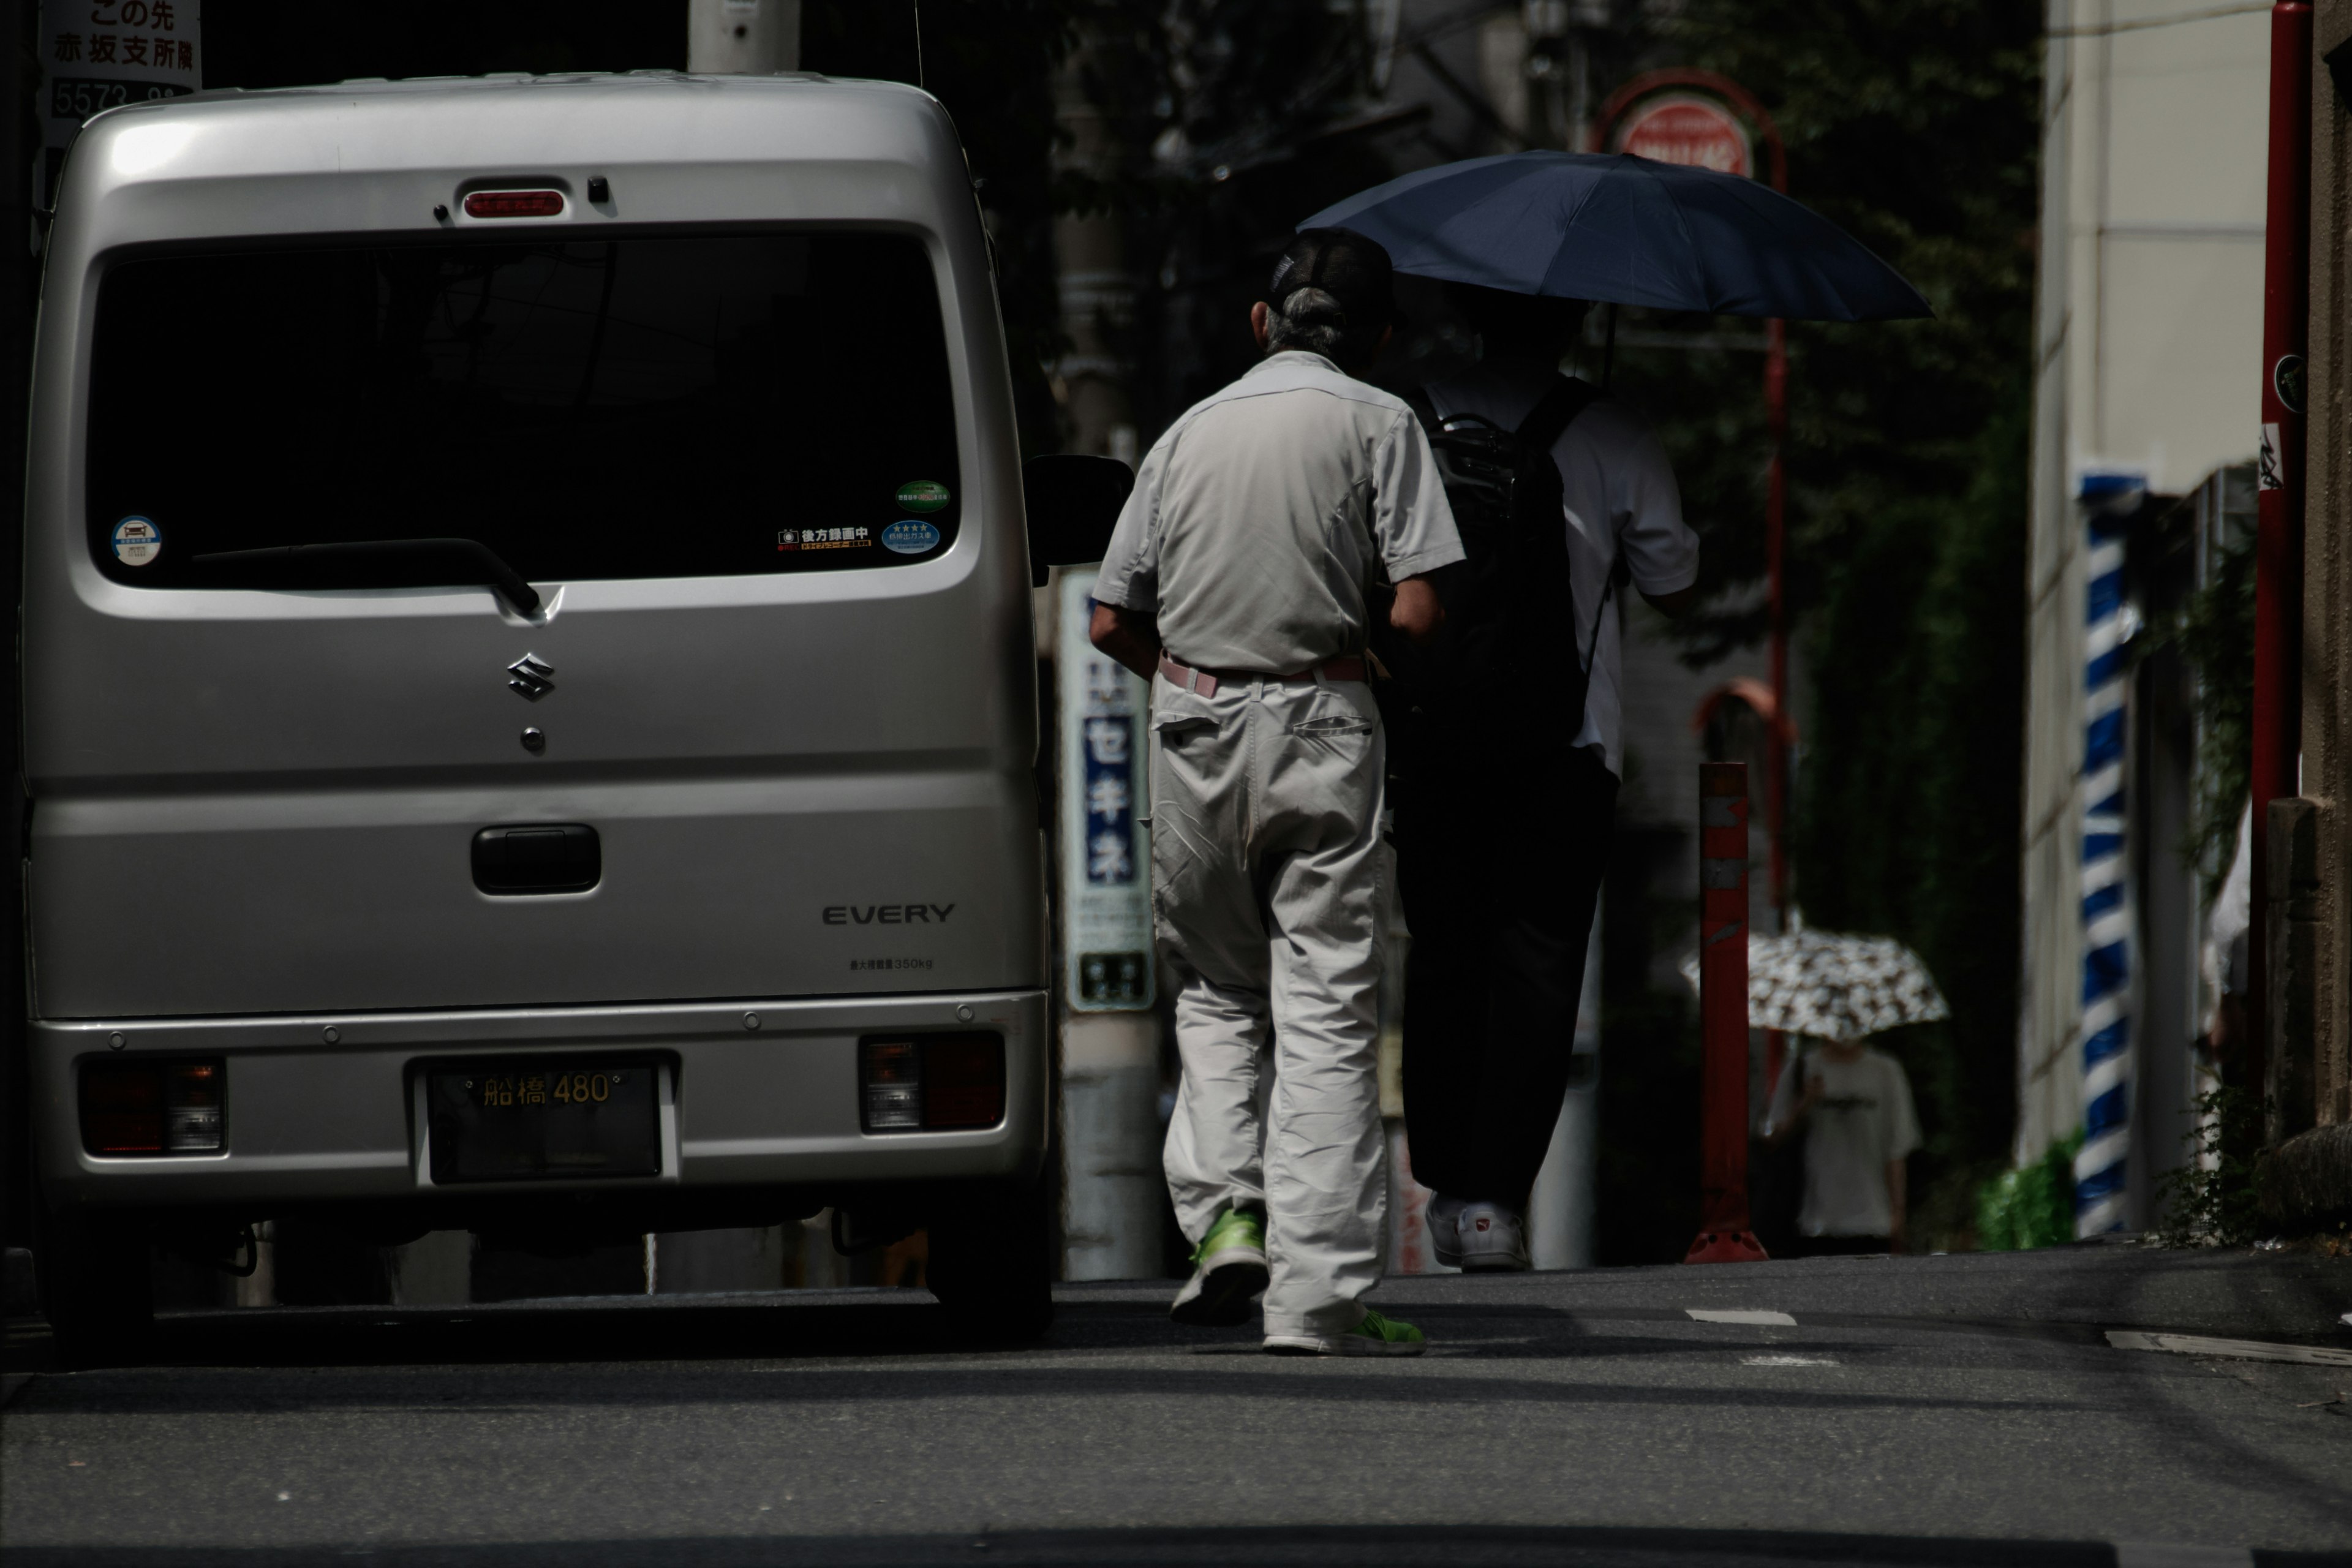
[425,1059,661,1183]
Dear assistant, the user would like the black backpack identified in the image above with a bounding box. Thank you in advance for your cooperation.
[1372,376,1619,755]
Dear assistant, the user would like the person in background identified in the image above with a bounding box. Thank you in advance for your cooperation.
[1398,284,1698,1272]
[1088,229,1460,1355]
[1762,1035,1923,1254]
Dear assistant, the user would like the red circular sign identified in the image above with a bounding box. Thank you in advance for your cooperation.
[1616,96,1751,178]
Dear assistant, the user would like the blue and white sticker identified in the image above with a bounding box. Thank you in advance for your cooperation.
[881,518,941,555]
[111,516,161,567]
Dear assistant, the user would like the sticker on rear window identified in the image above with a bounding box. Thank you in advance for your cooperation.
[778,527,873,552]
[111,516,161,567]
[895,480,950,513]
[881,519,941,555]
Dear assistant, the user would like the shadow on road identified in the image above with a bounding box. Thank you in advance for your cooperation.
[3,1523,2348,1568]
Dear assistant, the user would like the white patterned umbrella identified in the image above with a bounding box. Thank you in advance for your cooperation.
[1679,925,1950,1042]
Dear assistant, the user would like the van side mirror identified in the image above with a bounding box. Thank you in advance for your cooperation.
[1022,453,1134,587]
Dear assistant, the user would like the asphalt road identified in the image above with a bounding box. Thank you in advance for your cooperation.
[3,1243,2350,1567]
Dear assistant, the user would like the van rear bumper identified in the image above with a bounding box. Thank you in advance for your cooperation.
[29,989,1049,1212]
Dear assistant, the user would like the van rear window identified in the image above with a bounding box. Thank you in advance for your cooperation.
[86,233,963,587]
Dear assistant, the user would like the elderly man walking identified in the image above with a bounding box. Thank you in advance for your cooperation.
[1088,229,1460,1356]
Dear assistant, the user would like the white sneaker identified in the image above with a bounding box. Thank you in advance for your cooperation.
[1425,1194,1466,1268]
[1457,1200,1530,1272]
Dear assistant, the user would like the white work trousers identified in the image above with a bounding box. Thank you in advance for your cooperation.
[1151,668,1388,1338]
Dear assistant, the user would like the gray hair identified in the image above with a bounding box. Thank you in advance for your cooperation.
[1265,286,1354,358]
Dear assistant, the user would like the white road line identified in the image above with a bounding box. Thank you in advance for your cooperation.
[2106,1330,2352,1367]
[1743,1354,1836,1366]
[2112,1543,2254,1568]
[1686,1308,1796,1326]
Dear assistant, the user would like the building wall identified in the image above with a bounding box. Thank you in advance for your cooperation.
[2303,0,2352,1133]
[2021,0,2269,1175]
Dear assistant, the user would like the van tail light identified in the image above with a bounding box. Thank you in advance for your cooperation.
[81,1060,225,1155]
[859,1034,1005,1132]
[462,189,565,219]
[861,1041,923,1130]
[165,1063,225,1152]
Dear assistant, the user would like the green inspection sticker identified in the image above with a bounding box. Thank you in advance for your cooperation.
[895,480,951,513]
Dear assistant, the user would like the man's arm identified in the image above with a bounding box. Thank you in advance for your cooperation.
[1390,575,1444,645]
[1088,602,1161,682]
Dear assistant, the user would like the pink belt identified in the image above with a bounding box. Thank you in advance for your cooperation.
[1157,650,1367,698]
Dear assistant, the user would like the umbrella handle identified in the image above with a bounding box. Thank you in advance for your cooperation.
[1602,303,1617,392]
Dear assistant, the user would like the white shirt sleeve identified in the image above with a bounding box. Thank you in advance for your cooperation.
[1371,409,1466,581]
[1090,437,1168,612]
[1607,415,1698,597]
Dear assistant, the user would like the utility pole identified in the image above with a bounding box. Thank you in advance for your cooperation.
[687,0,799,74]
[2248,0,2312,1126]
[1052,35,1134,465]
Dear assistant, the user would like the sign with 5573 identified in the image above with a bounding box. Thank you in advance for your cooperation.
[38,0,201,206]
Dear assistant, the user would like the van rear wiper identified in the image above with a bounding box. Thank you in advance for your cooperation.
[192,538,542,614]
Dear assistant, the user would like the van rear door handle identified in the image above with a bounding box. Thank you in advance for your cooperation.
[472,824,601,895]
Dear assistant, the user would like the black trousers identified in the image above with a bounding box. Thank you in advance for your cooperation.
[1396,738,1616,1206]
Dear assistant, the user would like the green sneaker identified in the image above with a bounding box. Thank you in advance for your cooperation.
[1169,1205,1269,1327]
[1264,1306,1427,1357]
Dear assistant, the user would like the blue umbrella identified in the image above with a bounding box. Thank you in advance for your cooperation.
[1298,151,1931,322]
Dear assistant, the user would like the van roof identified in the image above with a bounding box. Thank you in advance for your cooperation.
[55,72,970,244]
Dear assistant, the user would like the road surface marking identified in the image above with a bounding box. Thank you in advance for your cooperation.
[2106,1330,2352,1366]
[2112,1544,2253,1568]
[1687,1308,1796,1326]
[1743,1354,1836,1366]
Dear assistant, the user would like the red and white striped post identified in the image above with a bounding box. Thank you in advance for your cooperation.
[1689,762,1768,1264]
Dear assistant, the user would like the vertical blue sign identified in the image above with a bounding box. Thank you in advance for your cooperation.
[1058,571,1154,1011]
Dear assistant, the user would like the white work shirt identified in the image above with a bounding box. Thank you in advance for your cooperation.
[1094,351,1464,673]
[1428,360,1698,777]
[1766,1047,1923,1238]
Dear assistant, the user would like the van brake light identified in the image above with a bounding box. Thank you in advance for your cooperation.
[462,190,565,219]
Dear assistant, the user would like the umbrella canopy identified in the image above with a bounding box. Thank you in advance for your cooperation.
[1298,152,1931,322]
[1679,927,1950,1042]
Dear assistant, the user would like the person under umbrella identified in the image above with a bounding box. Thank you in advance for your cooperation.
[1300,151,1931,1270]
[1392,284,1697,1271]
[1684,925,1946,1255]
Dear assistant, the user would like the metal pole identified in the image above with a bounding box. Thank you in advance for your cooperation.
[1765,315,1789,919]
[687,0,801,74]
[2250,0,2312,1109]
[1593,69,1792,922]
[1688,763,1767,1263]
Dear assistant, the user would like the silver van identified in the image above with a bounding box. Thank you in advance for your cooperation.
[22,72,1123,1363]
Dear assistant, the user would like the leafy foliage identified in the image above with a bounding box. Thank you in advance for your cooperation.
[1975,1131,2079,1251]
[1632,2,2043,1204]
[2154,1086,2267,1245]
[1066,1,1395,437]
[2154,519,2256,902]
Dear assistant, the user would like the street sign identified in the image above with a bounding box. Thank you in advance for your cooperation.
[1615,94,1750,178]
[1057,570,1155,1012]
[37,0,202,206]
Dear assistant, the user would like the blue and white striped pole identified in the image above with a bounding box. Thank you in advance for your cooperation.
[2076,471,2142,1235]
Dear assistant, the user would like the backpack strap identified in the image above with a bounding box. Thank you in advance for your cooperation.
[1512,374,1601,453]
[1513,376,1615,679]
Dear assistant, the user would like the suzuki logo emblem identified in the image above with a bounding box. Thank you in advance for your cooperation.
[507,653,555,702]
